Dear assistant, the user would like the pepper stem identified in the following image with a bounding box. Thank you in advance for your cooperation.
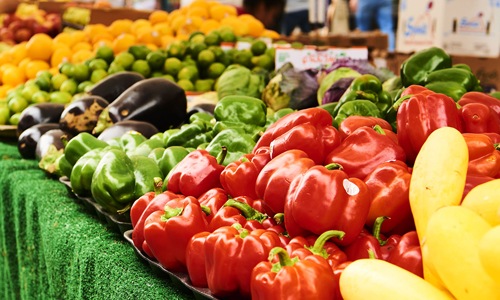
[162,206,183,221]
[201,205,211,216]
[216,146,228,165]
[223,199,268,223]
[372,216,389,246]
[325,163,343,170]
[153,177,163,195]
[372,124,386,135]
[269,247,299,273]
[273,213,284,225]
[494,143,500,151]
[305,230,345,259]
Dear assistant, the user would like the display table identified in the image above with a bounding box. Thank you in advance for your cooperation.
[0,141,192,300]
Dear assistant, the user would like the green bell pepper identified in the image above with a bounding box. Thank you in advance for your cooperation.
[129,155,163,200]
[55,154,74,179]
[130,138,165,157]
[91,148,136,214]
[423,66,482,101]
[400,46,452,87]
[157,146,191,179]
[265,107,295,127]
[64,132,108,166]
[189,111,215,125]
[212,121,263,141]
[165,120,213,149]
[119,131,148,154]
[162,128,180,146]
[334,99,382,127]
[205,128,256,166]
[70,147,109,197]
[214,95,267,127]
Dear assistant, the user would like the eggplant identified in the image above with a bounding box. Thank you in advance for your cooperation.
[92,77,187,135]
[17,123,61,159]
[186,103,216,120]
[17,103,66,136]
[35,129,70,161]
[86,71,145,103]
[59,95,109,135]
[97,120,159,142]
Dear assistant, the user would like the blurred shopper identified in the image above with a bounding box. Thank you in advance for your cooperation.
[326,0,350,34]
[350,0,395,51]
[243,0,286,32]
[309,0,330,30]
[281,0,310,36]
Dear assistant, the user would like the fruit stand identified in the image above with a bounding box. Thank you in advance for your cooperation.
[2,0,500,299]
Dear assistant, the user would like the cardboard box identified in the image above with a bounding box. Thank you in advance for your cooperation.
[396,0,500,57]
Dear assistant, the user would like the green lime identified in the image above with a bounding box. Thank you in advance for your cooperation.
[176,79,194,91]
[146,50,167,71]
[7,95,29,113]
[131,60,151,78]
[151,71,164,78]
[95,45,115,63]
[219,27,237,43]
[90,69,108,83]
[36,70,52,80]
[72,64,91,82]
[88,58,109,71]
[21,84,40,102]
[0,106,9,125]
[31,90,51,104]
[163,57,183,77]
[78,81,94,93]
[59,62,75,78]
[113,52,136,70]
[189,31,205,44]
[162,74,175,82]
[291,41,304,49]
[194,79,214,92]
[59,79,78,95]
[233,49,253,68]
[51,74,68,91]
[207,62,226,79]
[251,54,274,70]
[204,31,221,46]
[6,87,23,101]
[188,42,207,61]
[197,49,215,69]
[9,112,21,125]
[182,56,197,68]
[167,41,187,59]
[250,39,267,56]
[107,62,126,74]
[24,79,38,88]
[128,44,152,60]
[208,46,224,61]
[34,76,52,92]
[177,65,199,82]
[49,91,73,104]
[265,47,276,61]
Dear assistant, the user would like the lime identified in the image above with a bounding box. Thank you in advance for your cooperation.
[250,39,267,56]
[59,62,75,78]
[21,84,40,102]
[265,47,276,61]
[9,113,21,125]
[146,50,167,71]
[108,62,126,74]
[8,95,29,113]
[167,41,187,59]
[90,69,108,83]
[34,75,52,92]
[24,79,39,88]
[49,91,73,104]
[78,81,94,93]
[251,54,274,70]
[131,60,152,78]
[59,79,78,95]
[176,79,195,91]
[162,74,175,82]
[189,31,205,44]
[233,49,253,68]
[31,90,51,104]
[6,86,24,101]
[204,31,221,47]
[291,41,304,49]
[197,49,216,69]
[95,45,115,63]
[89,58,109,71]
[128,45,152,60]
[207,62,226,79]
[51,74,69,91]
[182,56,197,68]
[72,64,91,82]
[36,70,52,80]
[177,65,199,82]
[0,106,9,125]
[163,57,183,77]
[151,71,164,78]
[113,52,136,70]
[219,28,237,43]
[194,79,214,92]
[188,42,207,61]
[208,46,224,61]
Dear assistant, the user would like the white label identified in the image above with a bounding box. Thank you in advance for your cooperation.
[343,179,360,196]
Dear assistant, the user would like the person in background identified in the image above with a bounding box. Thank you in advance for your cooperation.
[350,0,395,51]
[281,0,310,36]
[242,0,286,32]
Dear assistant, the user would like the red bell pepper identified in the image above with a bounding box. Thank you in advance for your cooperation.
[253,107,342,165]
[463,133,500,178]
[130,177,163,227]
[204,224,282,298]
[250,247,337,300]
[463,174,495,200]
[333,261,352,300]
[196,187,228,223]
[167,148,226,198]
[186,231,210,288]
[397,91,463,164]
[400,85,435,98]
[384,230,423,278]
[459,102,500,135]
[342,217,386,261]
[484,132,500,144]
[284,164,371,246]
[325,125,406,180]
[284,230,348,270]
[364,160,413,234]
[338,115,393,140]
[208,197,269,232]
[255,149,315,215]
[458,91,500,118]
[131,190,180,256]
[143,196,209,272]
[219,146,271,199]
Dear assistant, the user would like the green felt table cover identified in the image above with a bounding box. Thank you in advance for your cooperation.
[0,141,193,300]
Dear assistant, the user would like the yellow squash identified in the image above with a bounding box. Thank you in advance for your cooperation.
[425,205,500,300]
[339,259,453,300]
[478,225,500,284]
[461,178,500,226]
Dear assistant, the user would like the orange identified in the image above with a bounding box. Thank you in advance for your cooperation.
[72,41,93,52]
[146,43,158,51]
[199,19,220,34]
[130,19,152,35]
[0,52,13,66]
[83,23,108,37]
[239,14,265,37]
[112,33,137,54]
[91,31,115,45]
[108,19,133,37]
[136,29,162,47]
[18,57,31,75]
[152,22,174,36]
[170,15,187,33]
[51,46,72,68]
[52,32,73,47]
[2,66,26,87]
[149,10,169,25]
[260,29,281,39]
[0,85,13,98]
[72,49,94,64]
[25,33,54,61]
[186,6,209,19]
[25,60,50,79]
[160,35,175,48]
[93,39,113,52]
[8,44,28,65]
[221,16,249,36]
[209,4,237,21]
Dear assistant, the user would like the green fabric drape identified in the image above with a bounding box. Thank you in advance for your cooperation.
[0,141,192,300]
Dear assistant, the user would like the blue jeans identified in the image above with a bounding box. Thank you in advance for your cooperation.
[281,10,311,36]
[355,0,395,51]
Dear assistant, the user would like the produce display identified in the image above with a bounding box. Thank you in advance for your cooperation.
[2,0,500,299]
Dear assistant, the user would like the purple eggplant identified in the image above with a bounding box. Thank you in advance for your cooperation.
[17,103,65,136]
[35,129,70,161]
[97,120,159,142]
[59,95,109,135]
[86,71,145,103]
[17,123,61,159]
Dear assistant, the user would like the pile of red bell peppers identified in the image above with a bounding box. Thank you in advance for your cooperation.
[129,86,500,299]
